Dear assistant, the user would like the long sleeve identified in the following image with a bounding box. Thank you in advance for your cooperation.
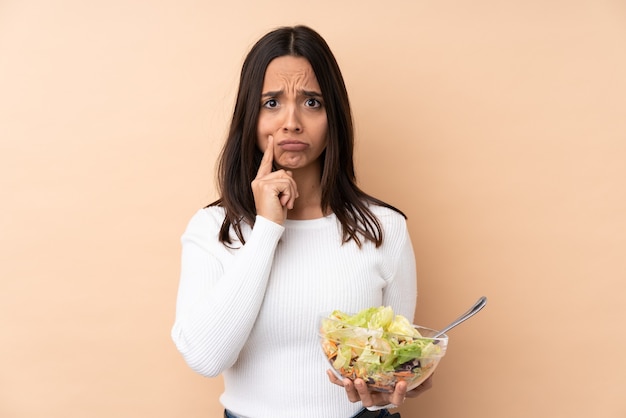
[171,208,285,377]
[381,216,418,321]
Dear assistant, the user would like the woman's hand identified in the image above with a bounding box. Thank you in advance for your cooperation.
[251,135,299,224]
[327,370,433,409]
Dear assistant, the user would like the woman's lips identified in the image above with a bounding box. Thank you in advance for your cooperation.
[278,140,308,151]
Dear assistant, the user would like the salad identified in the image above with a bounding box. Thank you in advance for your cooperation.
[319,306,444,392]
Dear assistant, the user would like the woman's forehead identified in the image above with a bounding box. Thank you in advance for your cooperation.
[262,56,320,91]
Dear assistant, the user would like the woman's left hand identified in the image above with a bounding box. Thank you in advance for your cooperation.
[326,370,433,408]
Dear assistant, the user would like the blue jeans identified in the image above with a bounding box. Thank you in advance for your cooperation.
[224,408,392,418]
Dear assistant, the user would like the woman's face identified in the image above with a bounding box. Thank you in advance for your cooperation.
[256,56,328,171]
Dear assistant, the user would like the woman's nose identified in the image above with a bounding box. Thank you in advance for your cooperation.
[282,105,302,132]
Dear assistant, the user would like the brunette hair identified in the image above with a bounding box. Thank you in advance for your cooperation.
[210,25,404,247]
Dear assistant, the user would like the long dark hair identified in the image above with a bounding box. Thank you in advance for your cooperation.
[210,25,405,247]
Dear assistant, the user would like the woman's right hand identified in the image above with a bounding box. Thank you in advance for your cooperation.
[251,135,299,224]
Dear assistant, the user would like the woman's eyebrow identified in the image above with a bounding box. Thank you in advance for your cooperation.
[300,89,322,97]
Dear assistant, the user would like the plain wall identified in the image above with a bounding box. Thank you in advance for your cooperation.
[1,1,625,417]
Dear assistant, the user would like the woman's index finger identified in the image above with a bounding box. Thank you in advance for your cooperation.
[256,135,274,177]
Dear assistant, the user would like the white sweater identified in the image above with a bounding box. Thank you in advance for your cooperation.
[171,205,417,418]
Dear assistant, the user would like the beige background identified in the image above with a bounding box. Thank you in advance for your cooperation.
[1,1,625,417]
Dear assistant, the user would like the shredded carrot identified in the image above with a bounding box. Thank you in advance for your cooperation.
[393,371,414,378]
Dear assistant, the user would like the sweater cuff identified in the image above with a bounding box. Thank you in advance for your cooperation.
[252,215,285,239]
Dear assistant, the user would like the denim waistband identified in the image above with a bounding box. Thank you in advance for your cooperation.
[353,408,393,418]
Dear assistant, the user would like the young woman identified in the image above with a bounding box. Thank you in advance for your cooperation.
[171,25,430,418]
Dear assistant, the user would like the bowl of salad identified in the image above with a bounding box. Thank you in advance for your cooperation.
[319,306,448,393]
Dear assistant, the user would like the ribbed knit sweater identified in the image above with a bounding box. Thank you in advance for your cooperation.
[171,204,417,418]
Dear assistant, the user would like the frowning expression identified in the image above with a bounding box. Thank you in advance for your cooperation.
[256,56,328,171]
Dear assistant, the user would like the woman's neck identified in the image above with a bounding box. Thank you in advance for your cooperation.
[286,163,326,220]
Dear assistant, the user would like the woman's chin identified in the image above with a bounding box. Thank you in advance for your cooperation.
[275,156,306,170]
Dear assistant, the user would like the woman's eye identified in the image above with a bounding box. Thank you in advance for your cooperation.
[263,99,278,108]
[305,98,322,108]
